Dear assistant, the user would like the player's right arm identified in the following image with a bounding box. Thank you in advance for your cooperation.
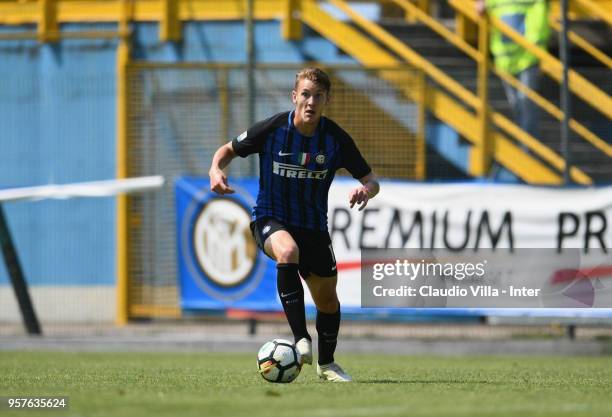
[209,142,237,195]
[209,112,287,195]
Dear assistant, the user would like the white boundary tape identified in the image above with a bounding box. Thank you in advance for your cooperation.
[0,176,165,202]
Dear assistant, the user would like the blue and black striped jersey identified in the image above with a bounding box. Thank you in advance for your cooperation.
[232,111,371,231]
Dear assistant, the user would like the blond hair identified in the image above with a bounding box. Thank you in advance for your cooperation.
[294,67,331,94]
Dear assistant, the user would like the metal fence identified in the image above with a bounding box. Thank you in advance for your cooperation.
[124,63,424,318]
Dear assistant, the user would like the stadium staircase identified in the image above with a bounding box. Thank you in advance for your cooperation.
[297,0,612,184]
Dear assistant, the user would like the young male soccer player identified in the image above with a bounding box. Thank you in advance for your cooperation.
[209,68,379,382]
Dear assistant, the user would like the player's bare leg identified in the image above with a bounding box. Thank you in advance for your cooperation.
[305,274,352,382]
[264,231,312,365]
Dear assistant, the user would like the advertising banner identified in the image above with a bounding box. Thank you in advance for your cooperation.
[177,177,612,315]
[327,181,612,310]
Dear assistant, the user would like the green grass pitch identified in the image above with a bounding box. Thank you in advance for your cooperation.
[1,351,611,417]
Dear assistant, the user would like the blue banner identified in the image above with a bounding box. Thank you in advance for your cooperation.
[176,176,279,311]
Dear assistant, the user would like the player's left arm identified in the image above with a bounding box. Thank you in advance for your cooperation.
[349,171,379,211]
[331,120,380,210]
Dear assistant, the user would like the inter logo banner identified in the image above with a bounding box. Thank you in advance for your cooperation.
[176,177,278,311]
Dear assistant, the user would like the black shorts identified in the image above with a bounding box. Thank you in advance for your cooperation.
[250,217,337,278]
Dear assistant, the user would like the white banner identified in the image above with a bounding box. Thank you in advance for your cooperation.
[327,180,612,309]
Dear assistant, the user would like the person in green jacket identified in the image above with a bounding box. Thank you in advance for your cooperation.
[477,0,550,140]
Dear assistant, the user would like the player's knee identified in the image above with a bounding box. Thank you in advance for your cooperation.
[276,244,299,264]
[316,293,339,314]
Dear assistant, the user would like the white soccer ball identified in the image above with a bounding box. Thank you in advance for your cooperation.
[257,339,302,383]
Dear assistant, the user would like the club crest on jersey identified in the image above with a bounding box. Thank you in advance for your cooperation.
[292,152,326,166]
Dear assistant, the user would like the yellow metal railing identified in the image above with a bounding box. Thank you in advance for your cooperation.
[282,0,302,39]
[389,0,610,161]
[549,0,612,69]
[494,69,612,158]
[326,0,593,183]
[450,0,612,120]
[328,0,479,108]
[449,0,611,174]
[301,0,589,184]
[473,11,491,175]
[394,0,479,60]
[0,0,286,36]
[497,17,611,118]
[549,17,612,69]
[574,0,612,25]
[115,0,134,326]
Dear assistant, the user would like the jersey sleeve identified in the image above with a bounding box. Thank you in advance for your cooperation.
[334,123,372,180]
[231,112,286,157]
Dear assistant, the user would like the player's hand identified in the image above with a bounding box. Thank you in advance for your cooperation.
[349,186,369,211]
[209,168,235,195]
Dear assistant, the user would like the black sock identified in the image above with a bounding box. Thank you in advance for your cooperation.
[277,263,310,343]
[316,304,340,366]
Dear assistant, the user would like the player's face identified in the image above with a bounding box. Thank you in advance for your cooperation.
[291,79,329,129]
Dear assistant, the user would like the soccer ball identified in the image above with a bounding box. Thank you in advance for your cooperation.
[256,339,302,383]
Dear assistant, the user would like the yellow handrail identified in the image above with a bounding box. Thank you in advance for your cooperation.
[492,14,612,119]
[38,0,58,42]
[335,0,595,176]
[549,16,612,69]
[390,0,480,62]
[494,68,612,157]
[327,0,480,109]
[575,0,612,25]
[490,112,592,184]
[472,13,491,175]
[160,0,180,42]
[440,0,610,157]
[424,84,589,184]
[449,0,612,120]
[0,30,122,40]
[303,0,400,66]
[0,0,286,28]
[115,0,133,326]
[301,1,577,183]
[322,0,591,184]
[388,0,609,159]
